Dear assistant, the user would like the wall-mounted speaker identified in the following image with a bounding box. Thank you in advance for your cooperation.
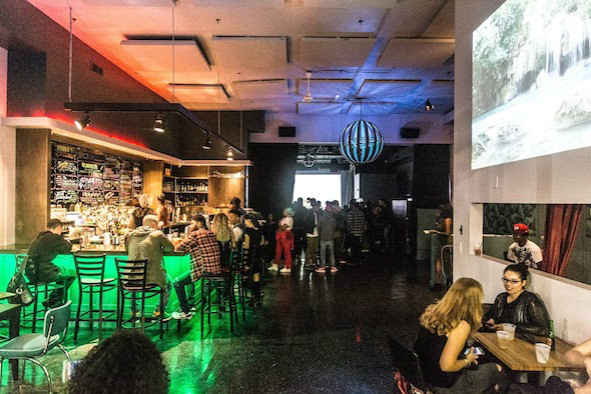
[400,127,420,138]
[278,126,296,137]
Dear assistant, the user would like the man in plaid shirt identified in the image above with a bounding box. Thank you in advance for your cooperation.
[172,215,221,320]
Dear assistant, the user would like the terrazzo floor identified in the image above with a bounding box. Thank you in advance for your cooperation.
[0,253,442,393]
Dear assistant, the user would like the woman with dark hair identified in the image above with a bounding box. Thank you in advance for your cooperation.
[68,331,169,394]
[483,264,551,336]
[156,194,169,228]
[244,213,264,300]
[415,278,502,393]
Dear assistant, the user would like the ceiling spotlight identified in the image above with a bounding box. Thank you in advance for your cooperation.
[202,136,212,150]
[227,149,234,161]
[425,99,435,111]
[75,112,91,130]
[154,113,165,133]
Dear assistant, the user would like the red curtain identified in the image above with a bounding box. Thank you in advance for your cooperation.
[542,204,584,276]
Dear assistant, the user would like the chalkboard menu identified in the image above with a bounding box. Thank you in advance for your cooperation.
[51,141,143,206]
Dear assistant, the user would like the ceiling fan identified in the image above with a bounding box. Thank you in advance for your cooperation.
[302,71,314,103]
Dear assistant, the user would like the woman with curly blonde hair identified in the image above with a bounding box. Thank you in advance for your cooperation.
[414,278,502,393]
[211,213,232,266]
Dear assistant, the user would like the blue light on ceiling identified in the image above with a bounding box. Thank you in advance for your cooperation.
[339,120,384,165]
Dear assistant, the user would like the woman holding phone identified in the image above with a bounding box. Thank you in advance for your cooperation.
[414,278,502,393]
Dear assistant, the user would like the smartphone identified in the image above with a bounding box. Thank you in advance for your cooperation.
[463,346,485,356]
[62,359,83,383]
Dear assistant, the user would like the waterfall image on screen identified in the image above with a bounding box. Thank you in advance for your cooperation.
[472,0,591,169]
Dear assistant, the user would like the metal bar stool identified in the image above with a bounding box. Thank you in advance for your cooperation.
[18,254,68,333]
[232,243,247,322]
[114,258,166,339]
[242,245,263,315]
[73,253,118,341]
[200,248,239,336]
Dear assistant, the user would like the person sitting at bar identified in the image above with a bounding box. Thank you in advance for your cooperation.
[229,197,246,218]
[228,209,245,249]
[25,218,76,309]
[415,278,502,393]
[126,215,175,320]
[483,264,551,337]
[172,215,221,320]
[68,330,169,394]
[128,193,154,230]
[507,223,543,269]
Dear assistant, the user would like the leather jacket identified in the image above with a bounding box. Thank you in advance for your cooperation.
[482,291,551,337]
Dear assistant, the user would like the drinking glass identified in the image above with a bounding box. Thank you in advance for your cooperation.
[502,323,516,340]
[535,343,551,364]
[497,330,511,349]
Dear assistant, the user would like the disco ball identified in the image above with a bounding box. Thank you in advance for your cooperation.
[339,120,384,165]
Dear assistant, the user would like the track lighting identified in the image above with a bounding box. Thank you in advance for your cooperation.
[227,149,234,161]
[75,112,91,130]
[202,136,212,150]
[154,113,165,133]
[425,99,435,111]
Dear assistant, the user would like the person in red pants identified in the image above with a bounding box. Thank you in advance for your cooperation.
[269,208,294,273]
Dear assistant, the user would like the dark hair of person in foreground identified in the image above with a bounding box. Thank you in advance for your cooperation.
[68,330,169,394]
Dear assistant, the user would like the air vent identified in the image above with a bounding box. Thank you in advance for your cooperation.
[89,61,103,76]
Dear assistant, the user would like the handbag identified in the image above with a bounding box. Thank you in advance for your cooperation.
[6,255,34,306]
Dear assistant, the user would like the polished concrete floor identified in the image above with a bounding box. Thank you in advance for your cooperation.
[0,254,442,393]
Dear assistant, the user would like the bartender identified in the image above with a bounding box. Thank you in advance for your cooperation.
[507,223,543,269]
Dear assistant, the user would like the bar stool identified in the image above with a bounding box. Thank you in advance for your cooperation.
[232,244,247,322]
[242,245,263,315]
[114,258,166,339]
[201,249,239,335]
[73,253,117,341]
[18,254,68,333]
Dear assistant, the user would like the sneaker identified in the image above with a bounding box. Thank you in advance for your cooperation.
[305,264,316,271]
[172,311,194,320]
[152,310,172,322]
[268,264,279,271]
[279,268,291,273]
[315,267,327,273]
[330,267,338,273]
[129,309,141,318]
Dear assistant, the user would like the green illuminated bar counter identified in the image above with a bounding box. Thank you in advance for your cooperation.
[0,244,193,312]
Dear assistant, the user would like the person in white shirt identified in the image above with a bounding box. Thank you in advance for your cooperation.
[507,223,543,269]
[270,208,294,273]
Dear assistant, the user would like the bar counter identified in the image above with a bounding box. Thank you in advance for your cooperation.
[0,244,192,312]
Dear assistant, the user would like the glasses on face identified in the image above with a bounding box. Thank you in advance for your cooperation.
[501,278,522,285]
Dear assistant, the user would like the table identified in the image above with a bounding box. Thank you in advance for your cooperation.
[474,332,584,372]
[0,304,22,380]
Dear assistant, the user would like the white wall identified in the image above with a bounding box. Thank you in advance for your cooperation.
[251,113,453,144]
[0,47,16,246]
[454,0,591,344]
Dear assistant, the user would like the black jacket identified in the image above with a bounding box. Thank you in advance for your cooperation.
[26,231,72,280]
[483,291,551,337]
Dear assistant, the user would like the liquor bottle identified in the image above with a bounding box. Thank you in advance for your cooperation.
[548,320,556,350]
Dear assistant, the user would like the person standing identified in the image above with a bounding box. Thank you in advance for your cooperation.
[155,194,169,229]
[128,194,154,229]
[507,223,543,269]
[346,200,366,264]
[125,215,175,320]
[317,209,338,273]
[244,213,264,301]
[270,208,294,273]
[304,202,321,270]
[292,198,308,265]
[172,215,221,320]
[26,219,75,309]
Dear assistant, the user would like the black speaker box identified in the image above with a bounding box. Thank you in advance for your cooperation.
[278,126,296,137]
[400,127,420,138]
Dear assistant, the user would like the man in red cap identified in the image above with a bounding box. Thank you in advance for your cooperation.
[507,223,543,269]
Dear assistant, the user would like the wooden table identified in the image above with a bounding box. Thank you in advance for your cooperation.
[0,304,22,380]
[474,332,584,372]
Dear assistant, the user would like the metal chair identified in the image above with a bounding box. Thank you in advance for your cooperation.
[201,249,239,336]
[73,253,118,342]
[387,333,429,393]
[114,258,165,339]
[0,301,72,393]
[18,254,68,333]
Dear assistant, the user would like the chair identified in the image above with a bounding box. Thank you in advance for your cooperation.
[386,334,428,392]
[73,253,118,342]
[200,249,239,336]
[232,244,248,322]
[241,245,262,315]
[18,254,68,333]
[0,301,72,393]
[114,258,165,339]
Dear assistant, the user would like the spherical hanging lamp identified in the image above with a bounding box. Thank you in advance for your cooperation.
[339,119,384,165]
